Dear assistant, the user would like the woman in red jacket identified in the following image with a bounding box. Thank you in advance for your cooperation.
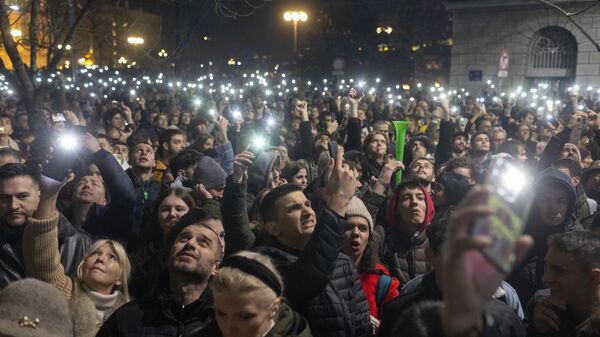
[341,197,400,327]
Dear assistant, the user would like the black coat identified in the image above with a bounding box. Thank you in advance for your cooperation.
[255,209,371,337]
[97,272,213,337]
[508,168,582,306]
[71,149,139,244]
[0,212,90,288]
[379,272,525,337]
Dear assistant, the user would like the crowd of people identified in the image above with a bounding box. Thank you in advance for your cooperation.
[0,65,599,337]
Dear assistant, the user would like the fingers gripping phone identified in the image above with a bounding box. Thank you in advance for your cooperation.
[470,157,534,273]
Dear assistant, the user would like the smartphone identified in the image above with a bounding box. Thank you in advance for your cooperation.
[43,127,88,181]
[52,113,66,123]
[470,157,534,273]
[328,141,339,159]
[124,123,134,132]
[248,135,267,154]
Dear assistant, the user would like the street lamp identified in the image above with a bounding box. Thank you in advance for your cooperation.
[127,36,144,45]
[283,10,308,54]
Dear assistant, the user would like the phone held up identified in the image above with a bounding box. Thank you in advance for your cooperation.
[470,157,534,273]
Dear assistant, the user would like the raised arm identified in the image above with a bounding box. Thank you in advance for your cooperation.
[222,152,256,256]
[345,88,363,151]
[282,147,358,301]
[83,133,138,241]
[23,172,75,298]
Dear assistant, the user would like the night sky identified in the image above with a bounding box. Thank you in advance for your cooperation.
[130,0,318,66]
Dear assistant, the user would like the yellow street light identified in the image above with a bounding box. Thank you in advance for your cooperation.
[283,10,308,54]
[127,36,144,45]
[10,29,21,37]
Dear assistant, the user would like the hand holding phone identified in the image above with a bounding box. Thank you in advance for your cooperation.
[469,157,534,273]
[328,141,339,159]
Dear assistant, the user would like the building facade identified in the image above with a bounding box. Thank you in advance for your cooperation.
[444,0,600,94]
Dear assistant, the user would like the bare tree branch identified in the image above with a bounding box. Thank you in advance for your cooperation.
[0,1,35,100]
[535,0,600,52]
[45,0,96,75]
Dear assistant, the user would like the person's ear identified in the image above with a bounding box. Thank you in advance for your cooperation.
[590,268,600,285]
[177,169,185,178]
[270,297,281,319]
[210,262,219,276]
[264,221,279,237]
[572,176,581,187]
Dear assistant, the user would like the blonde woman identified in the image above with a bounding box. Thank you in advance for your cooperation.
[196,251,312,337]
[22,172,131,337]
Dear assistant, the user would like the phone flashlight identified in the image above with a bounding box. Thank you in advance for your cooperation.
[58,133,79,151]
[252,136,266,150]
[267,118,275,127]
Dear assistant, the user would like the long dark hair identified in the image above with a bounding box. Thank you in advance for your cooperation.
[357,232,379,274]
[140,188,197,248]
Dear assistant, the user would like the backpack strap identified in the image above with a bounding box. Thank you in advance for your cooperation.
[375,274,392,307]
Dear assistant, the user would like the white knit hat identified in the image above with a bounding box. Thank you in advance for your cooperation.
[345,197,373,231]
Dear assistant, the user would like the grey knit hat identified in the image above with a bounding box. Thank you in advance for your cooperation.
[192,156,227,189]
[0,278,73,337]
[345,197,373,231]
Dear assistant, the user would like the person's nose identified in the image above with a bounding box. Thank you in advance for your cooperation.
[9,197,19,210]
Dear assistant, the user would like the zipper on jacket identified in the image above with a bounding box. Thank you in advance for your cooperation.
[410,235,417,279]
[177,305,185,337]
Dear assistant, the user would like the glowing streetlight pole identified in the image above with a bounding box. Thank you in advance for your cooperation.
[283,11,307,54]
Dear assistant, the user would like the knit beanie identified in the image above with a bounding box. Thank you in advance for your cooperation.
[192,156,227,189]
[345,197,373,231]
[0,278,73,337]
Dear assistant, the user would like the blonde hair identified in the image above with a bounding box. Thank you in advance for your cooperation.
[210,251,283,308]
[76,239,132,301]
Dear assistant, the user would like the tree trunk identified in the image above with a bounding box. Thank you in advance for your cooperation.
[0,2,36,112]
[29,0,39,74]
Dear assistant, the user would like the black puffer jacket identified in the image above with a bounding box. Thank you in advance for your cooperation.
[0,212,90,289]
[375,226,431,284]
[255,209,371,337]
[97,272,213,337]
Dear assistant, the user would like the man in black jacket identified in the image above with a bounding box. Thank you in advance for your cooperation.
[0,163,90,288]
[256,148,371,337]
[97,208,224,336]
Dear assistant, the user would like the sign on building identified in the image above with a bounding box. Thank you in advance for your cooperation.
[498,50,509,78]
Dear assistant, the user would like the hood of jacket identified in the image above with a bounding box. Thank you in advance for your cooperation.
[529,168,577,231]
[386,184,435,235]
[248,151,280,195]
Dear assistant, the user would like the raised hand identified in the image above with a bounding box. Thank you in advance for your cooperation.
[82,133,101,153]
[63,110,80,126]
[441,186,533,336]
[374,159,404,195]
[194,184,213,199]
[35,168,75,220]
[232,151,255,183]
[325,146,357,216]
